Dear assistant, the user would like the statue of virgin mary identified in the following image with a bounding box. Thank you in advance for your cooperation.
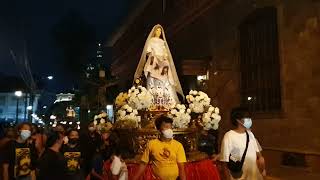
[134,24,184,110]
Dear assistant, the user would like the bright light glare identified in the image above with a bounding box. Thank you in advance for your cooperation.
[15,91,23,97]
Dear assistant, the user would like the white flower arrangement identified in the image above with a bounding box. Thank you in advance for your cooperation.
[127,86,153,110]
[94,111,108,124]
[168,104,191,129]
[201,105,221,130]
[186,90,211,113]
[93,111,113,133]
[115,92,129,108]
[116,104,141,128]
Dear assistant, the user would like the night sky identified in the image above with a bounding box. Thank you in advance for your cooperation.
[0,0,137,103]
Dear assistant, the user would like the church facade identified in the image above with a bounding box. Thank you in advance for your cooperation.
[108,0,320,173]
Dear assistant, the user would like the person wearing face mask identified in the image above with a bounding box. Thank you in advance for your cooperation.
[219,107,266,180]
[2,122,37,180]
[80,121,102,178]
[133,115,187,180]
[38,131,68,180]
[61,129,84,180]
[30,125,47,158]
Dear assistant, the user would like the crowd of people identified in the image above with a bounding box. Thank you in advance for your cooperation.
[0,120,127,180]
[0,107,266,180]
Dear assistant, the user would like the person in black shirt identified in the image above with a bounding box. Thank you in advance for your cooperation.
[61,129,84,180]
[2,122,37,180]
[90,128,117,180]
[80,121,101,177]
[38,131,67,180]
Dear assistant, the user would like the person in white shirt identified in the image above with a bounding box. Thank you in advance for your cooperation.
[219,107,266,180]
[110,148,128,180]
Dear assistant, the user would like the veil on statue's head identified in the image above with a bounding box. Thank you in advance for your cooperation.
[133,24,184,98]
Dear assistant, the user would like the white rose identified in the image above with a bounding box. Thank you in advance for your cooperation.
[208,106,215,112]
[93,120,98,125]
[172,109,178,114]
[192,90,198,95]
[187,109,191,114]
[216,115,221,121]
[120,110,126,117]
[170,104,176,109]
[214,107,220,114]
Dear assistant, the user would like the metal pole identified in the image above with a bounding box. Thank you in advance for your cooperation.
[24,93,27,121]
[16,98,19,124]
[29,93,34,123]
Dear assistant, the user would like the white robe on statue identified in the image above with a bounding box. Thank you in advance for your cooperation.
[134,24,183,110]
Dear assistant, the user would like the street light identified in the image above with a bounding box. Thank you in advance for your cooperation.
[47,76,53,80]
[14,91,23,124]
[15,91,23,97]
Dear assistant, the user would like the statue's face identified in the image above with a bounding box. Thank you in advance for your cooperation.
[155,27,162,38]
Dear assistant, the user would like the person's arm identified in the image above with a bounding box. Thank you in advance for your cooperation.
[2,163,9,180]
[255,138,266,176]
[257,152,266,176]
[133,141,151,180]
[177,163,186,180]
[132,162,147,180]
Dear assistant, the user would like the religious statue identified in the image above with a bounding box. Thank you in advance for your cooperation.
[134,24,184,110]
[66,106,76,118]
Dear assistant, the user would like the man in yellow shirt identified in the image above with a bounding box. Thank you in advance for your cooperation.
[133,116,187,180]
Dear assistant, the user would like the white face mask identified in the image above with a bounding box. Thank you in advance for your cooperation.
[20,130,31,141]
[162,129,173,139]
[239,118,252,129]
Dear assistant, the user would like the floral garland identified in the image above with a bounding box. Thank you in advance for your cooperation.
[201,105,221,130]
[168,104,191,129]
[186,90,211,113]
[116,104,141,128]
[127,86,153,110]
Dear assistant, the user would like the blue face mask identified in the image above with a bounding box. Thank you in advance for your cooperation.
[241,118,252,129]
[20,130,31,141]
